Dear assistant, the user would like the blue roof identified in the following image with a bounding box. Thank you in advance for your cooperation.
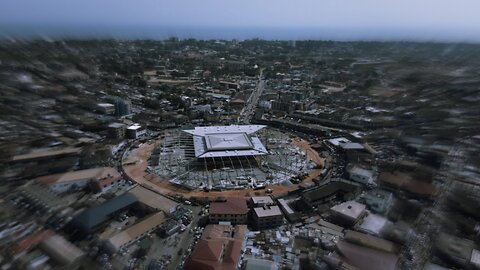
[72,193,137,232]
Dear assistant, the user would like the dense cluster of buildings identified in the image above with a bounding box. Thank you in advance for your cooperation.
[0,39,479,270]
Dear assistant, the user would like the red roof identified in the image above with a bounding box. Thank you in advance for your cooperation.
[10,229,54,256]
[378,171,436,197]
[336,241,399,270]
[191,239,223,262]
[183,225,246,270]
[209,198,248,215]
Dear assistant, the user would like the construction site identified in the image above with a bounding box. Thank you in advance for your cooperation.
[147,125,319,192]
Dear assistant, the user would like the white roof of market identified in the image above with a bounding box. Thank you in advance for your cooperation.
[183,125,266,136]
[183,125,268,158]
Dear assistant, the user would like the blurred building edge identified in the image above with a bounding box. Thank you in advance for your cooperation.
[334,240,399,270]
[242,258,279,270]
[104,212,165,253]
[434,232,480,269]
[39,234,85,268]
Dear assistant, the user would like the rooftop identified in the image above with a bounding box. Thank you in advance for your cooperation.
[129,185,179,213]
[107,212,165,250]
[71,193,138,232]
[184,224,247,270]
[185,125,268,158]
[210,198,249,215]
[336,240,399,270]
[205,132,253,151]
[254,205,283,218]
[37,167,121,185]
[330,200,366,222]
[127,124,143,130]
[39,234,85,266]
[11,147,81,162]
[251,196,274,206]
[184,125,266,136]
[108,122,125,128]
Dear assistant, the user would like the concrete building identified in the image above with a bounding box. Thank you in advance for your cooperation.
[435,233,478,268]
[209,198,249,225]
[347,166,376,186]
[126,124,146,139]
[344,230,399,254]
[36,167,122,194]
[39,234,85,268]
[249,196,274,207]
[335,241,399,270]
[243,259,279,270]
[97,103,116,115]
[277,198,299,222]
[330,200,367,225]
[106,96,132,116]
[108,123,126,139]
[301,180,362,208]
[129,185,179,214]
[105,212,166,252]
[252,205,284,230]
[68,193,138,235]
[363,189,394,214]
[183,224,247,270]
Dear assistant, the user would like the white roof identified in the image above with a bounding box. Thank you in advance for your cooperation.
[331,200,366,220]
[205,133,253,151]
[278,199,295,215]
[127,124,143,130]
[327,137,351,146]
[472,249,480,267]
[340,142,365,150]
[184,125,266,136]
[251,196,274,205]
[97,103,114,107]
[185,125,268,158]
[254,205,283,218]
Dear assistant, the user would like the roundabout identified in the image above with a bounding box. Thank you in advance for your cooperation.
[121,125,326,200]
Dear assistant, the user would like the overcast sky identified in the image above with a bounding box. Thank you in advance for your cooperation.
[1,0,480,41]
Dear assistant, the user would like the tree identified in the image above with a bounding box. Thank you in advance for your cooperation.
[143,98,160,109]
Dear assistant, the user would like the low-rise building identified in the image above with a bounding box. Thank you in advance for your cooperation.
[335,240,399,270]
[301,180,361,208]
[347,166,376,186]
[243,258,279,270]
[277,198,299,222]
[252,205,284,230]
[97,103,116,115]
[105,212,166,252]
[68,193,138,235]
[435,233,476,268]
[363,189,394,214]
[129,185,179,214]
[108,123,126,139]
[249,196,274,207]
[36,167,122,194]
[126,124,146,139]
[39,234,85,268]
[209,198,249,225]
[330,200,366,225]
[183,224,247,270]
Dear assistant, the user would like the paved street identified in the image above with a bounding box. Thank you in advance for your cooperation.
[239,69,265,124]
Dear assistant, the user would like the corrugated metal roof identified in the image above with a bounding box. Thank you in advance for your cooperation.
[185,125,268,158]
[72,193,137,232]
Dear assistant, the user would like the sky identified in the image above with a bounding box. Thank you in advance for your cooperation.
[1,0,480,41]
